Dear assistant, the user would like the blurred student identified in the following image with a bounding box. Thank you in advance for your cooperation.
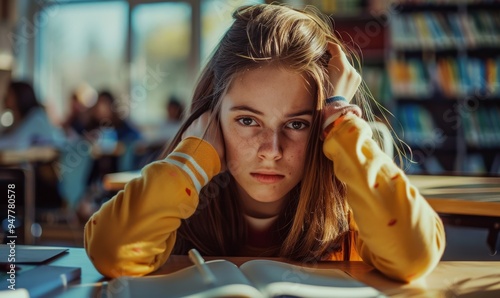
[0,81,65,150]
[0,80,65,208]
[58,84,98,209]
[160,96,184,141]
[77,90,143,220]
[85,90,142,185]
[135,96,184,167]
[61,83,97,139]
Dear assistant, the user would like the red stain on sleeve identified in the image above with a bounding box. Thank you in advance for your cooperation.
[185,188,191,196]
[334,115,347,127]
[388,219,397,226]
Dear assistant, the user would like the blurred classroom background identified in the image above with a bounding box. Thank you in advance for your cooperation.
[0,0,499,259]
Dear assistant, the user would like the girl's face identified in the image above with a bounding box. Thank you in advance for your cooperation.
[4,89,16,110]
[220,65,314,211]
[94,97,113,119]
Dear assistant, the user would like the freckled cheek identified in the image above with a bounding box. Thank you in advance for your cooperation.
[285,147,307,174]
[225,136,254,161]
[233,133,262,153]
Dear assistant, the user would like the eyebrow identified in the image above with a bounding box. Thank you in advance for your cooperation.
[230,105,313,118]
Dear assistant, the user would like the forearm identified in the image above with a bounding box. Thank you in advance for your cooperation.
[84,137,220,277]
[323,114,445,282]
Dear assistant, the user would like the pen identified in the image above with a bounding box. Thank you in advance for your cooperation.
[188,248,216,285]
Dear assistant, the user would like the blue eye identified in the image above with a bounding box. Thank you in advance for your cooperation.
[238,117,257,126]
[286,121,308,130]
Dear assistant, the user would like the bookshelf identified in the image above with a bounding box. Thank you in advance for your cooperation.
[330,8,390,108]
[387,0,500,175]
[319,0,391,108]
[273,0,500,175]
[273,0,391,107]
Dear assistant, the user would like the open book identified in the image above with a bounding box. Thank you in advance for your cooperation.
[106,259,385,298]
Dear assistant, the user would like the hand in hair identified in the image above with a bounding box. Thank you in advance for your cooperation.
[326,42,362,101]
[321,42,362,139]
[182,111,225,171]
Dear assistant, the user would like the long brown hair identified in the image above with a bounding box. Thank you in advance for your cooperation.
[163,4,372,261]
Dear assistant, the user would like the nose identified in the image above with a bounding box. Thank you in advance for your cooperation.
[257,128,282,161]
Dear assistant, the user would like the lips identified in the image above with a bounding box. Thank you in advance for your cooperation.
[250,173,285,183]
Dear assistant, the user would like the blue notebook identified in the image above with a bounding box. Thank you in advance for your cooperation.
[0,265,81,297]
[0,245,68,264]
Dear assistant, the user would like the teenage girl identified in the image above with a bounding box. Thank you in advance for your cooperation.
[85,4,445,282]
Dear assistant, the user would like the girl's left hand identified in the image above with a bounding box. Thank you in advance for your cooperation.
[325,42,362,102]
[320,43,363,140]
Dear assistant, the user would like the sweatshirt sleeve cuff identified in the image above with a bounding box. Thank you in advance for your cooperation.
[164,137,221,193]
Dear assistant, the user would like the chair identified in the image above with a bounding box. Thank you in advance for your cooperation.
[0,147,84,246]
[0,146,65,209]
[0,164,35,244]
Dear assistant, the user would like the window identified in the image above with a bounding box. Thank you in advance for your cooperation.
[31,0,263,127]
[130,2,191,125]
[35,1,128,122]
[201,0,263,64]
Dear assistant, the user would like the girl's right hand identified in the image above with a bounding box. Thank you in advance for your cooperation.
[181,112,226,171]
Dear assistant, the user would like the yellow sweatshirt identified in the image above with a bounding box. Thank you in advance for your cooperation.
[84,114,445,282]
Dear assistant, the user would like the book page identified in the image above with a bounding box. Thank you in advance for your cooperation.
[107,260,264,298]
[240,260,385,298]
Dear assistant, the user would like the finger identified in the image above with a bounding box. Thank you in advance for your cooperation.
[327,43,347,61]
[327,42,342,57]
[327,44,342,72]
[327,42,355,70]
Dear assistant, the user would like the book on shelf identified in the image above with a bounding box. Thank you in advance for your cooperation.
[106,250,385,298]
[391,10,500,50]
[388,56,500,99]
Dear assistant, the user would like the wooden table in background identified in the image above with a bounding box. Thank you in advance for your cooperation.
[409,175,500,255]
[0,147,59,165]
[102,170,141,192]
[410,175,500,217]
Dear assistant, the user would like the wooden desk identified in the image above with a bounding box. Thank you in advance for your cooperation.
[410,175,500,217]
[29,247,500,297]
[410,175,500,255]
[102,170,140,192]
[0,147,59,165]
